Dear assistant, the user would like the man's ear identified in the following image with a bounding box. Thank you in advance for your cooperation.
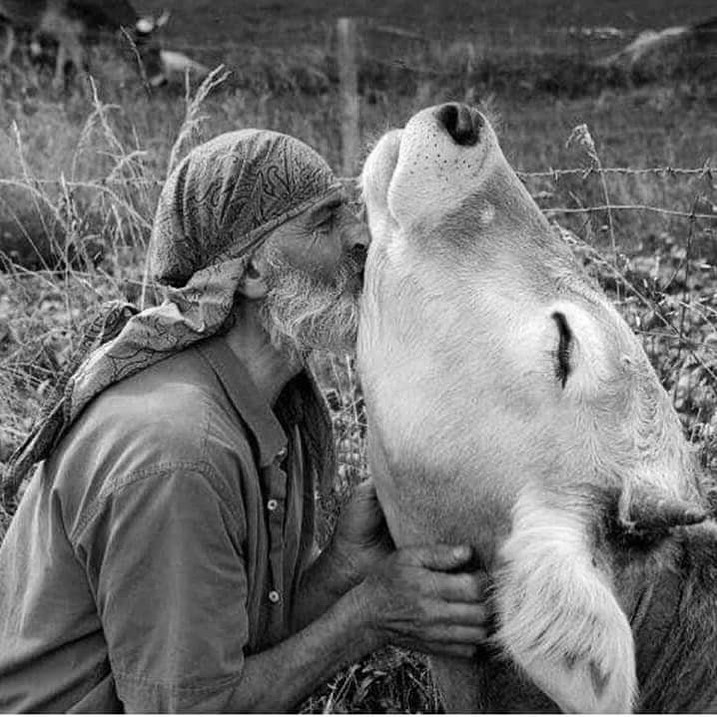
[237,257,269,300]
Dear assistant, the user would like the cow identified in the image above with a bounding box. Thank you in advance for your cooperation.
[357,102,717,713]
[0,0,168,89]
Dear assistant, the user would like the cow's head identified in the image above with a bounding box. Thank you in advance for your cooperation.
[132,10,169,87]
[360,102,705,521]
[358,103,710,713]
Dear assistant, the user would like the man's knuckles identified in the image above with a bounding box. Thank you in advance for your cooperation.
[401,543,472,569]
[436,573,485,602]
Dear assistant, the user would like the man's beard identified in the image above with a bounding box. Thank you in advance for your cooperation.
[258,251,361,359]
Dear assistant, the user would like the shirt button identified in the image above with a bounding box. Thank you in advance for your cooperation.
[268,590,280,604]
[267,499,278,511]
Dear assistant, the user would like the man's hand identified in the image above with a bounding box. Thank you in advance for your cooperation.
[353,544,492,659]
[329,479,395,583]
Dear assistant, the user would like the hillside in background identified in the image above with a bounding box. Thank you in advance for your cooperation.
[138,0,717,43]
[132,0,717,80]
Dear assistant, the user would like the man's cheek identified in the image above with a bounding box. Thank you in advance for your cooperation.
[280,237,339,283]
[309,251,347,287]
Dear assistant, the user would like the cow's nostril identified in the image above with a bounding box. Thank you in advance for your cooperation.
[435,103,481,146]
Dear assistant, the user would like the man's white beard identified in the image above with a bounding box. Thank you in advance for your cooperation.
[259,253,360,359]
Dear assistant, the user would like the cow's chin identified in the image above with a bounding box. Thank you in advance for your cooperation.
[259,257,360,360]
[361,129,402,240]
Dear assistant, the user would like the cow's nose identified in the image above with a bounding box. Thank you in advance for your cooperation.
[435,103,482,146]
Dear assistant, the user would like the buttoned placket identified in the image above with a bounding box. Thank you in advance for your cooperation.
[195,338,315,644]
[265,445,288,621]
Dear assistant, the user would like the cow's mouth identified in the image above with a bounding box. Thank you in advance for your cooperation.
[435,102,483,147]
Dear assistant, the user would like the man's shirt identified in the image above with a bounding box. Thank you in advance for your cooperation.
[0,336,320,712]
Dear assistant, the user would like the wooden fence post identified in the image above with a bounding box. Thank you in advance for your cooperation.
[337,17,359,177]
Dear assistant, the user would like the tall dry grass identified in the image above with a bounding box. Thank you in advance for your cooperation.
[0,68,228,492]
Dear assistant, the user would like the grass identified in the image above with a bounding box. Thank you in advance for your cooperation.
[0,12,716,710]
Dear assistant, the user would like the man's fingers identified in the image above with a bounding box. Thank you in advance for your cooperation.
[434,571,491,603]
[432,600,491,628]
[422,623,490,645]
[403,544,473,571]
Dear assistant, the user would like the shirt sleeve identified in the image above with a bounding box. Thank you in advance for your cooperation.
[73,463,249,712]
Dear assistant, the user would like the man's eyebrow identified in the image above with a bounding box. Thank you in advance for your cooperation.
[309,196,344,220]
[317,196,344,211]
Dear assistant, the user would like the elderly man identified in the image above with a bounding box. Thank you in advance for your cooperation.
[0,130,489,712]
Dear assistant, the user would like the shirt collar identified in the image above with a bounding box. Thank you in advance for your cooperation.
[196,336,288,467]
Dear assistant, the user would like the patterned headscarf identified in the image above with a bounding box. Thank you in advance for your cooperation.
[2,130,341,503]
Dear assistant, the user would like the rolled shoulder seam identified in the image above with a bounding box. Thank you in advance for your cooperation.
[70,460,244,543]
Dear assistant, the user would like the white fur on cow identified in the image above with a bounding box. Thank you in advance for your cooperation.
[358,103,717,713]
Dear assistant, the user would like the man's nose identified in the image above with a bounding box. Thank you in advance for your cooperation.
[349,242,368,269]
[345,217,370,266]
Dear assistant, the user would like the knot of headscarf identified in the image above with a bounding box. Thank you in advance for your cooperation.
[2,129,340,505]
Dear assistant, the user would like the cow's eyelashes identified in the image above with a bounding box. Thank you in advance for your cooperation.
[552,312,572,388]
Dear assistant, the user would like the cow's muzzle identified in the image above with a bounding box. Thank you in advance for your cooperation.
[435,102,483,147]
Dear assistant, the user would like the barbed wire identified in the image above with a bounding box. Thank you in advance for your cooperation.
[516,165,713,180]
[0,164,711,189]
[544,204,716,220]
[1,175,714,228]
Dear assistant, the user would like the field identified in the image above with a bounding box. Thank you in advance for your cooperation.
[1,0,716,711]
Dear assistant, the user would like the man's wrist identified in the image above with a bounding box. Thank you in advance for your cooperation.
[291,541,364,632]
[322,538,364,590]
[342,577,387,654]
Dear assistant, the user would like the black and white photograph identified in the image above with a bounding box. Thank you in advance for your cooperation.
[0,0,716,712]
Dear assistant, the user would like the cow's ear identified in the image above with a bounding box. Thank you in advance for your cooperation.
[156,10,170,28]
[619,487,708,536]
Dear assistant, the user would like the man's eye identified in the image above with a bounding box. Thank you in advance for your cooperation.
[314,211,335,232]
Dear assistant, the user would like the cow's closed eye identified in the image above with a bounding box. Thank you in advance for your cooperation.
[552,312,572,388]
